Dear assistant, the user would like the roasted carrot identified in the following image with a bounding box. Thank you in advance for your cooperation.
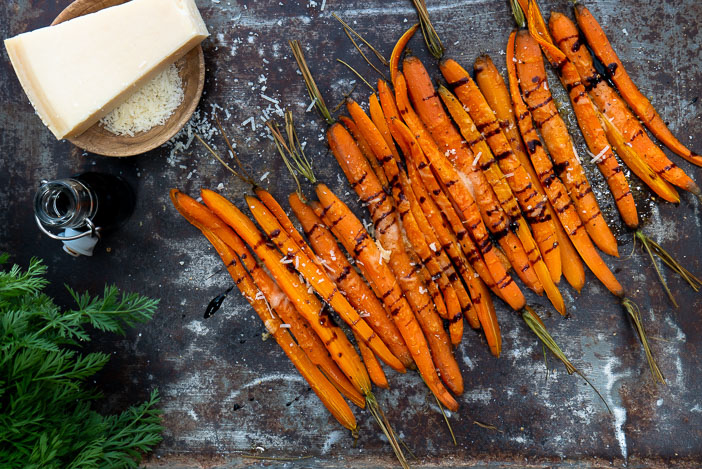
[390,23,419,85]
[339,115,390,190]
[472,55,588,290]
[327,122,463,396]
[507,31,623,296]
[435,59,559,281]
[289,192,415,369]
[392,120,502,355]
[377,79,476,337]
[394,72,526,311]
[438,84,565,315]
[200,189,373,395]
[170,192,357,432]
[473,54,562,282]
[354,331,389,389]
[405,57,543,293]
[246,194,405,373]
[312,184,459,411]
[347,97,459,329]
[575,4,702,166]
[170,189,366,407]
[548,12,700,196]
[514,30,619,258]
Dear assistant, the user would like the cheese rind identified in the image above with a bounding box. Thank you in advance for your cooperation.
[4,0,209,139]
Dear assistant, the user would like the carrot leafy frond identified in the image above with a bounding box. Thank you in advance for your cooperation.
[411,0,445,59]
[522,307,612,413]
[635,230,701,308]
[289,40,334,125]
[620,298,665,385]
[266,112,316,199]
[510,0,526,28]
[331,13,389,66]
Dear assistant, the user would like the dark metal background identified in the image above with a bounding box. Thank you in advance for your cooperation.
[1,0,701,467]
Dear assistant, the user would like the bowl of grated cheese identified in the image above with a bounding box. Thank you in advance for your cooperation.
[51,0,205,157]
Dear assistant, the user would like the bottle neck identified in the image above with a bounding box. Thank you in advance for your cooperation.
[34,178,97,229]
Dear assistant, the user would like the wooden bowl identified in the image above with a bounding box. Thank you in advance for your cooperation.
[51,0,205,157]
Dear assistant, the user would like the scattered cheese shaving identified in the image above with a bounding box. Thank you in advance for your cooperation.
[376,240,391,265]
[472,152,482,167]
[100,63,184,136]
[590,145,610,164]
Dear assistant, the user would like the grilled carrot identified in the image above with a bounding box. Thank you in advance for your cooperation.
[405,57,543,293]
[312,184,459,411]
[170,192,358,432]
[354,331,389,389]
[200,189,373,394]
[327,122,463,396]
[347,97,459,329]
[575,4,702,166]
[246,194,405,373]
[392,121,502,355]
[435,60,559,280]
[507,31,623,296]
[390,23,420,85]
[170,189,366,407]
[597,109,680,203]
[473,55,562,281]
[394,72,526,311]
[514,30,619,258]
[548,12,700,196]
[438,84,565,315]
[339,115,390,190]
[289,192,415,369]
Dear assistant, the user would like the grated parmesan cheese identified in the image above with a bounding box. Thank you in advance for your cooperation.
[100,63,183,136]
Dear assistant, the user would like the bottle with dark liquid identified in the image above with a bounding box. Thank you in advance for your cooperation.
[34,172,136,256]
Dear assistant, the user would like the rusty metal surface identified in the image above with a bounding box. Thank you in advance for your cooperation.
[1,0,701,467]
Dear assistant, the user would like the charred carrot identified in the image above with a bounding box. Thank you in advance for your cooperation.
[575,4,702,166]
[548,12,700,196]
[393,121,502,355]
[327,122,463,396]
[339,116,390,189]
[312,184,459,411]
[507,31,623,296]
[473,54,562,281]
[394,72,526,311]
[246,194,405,373]
[390,23,419,85]
[435,59,559,280]
[405,57,543,293]
[514,30,619,258]
[200,189,373,394]
[170,189,366,407]
[170,192,357,432]
[438,84,565,315]
[354,331,389,389]
[289,192,415,369]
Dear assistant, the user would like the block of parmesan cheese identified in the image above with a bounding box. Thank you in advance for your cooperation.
[4,0,209,139]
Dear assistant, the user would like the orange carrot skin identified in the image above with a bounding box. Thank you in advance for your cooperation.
[200,189,372,395]
[246,195,405,373]
[170,192,357,431]
[473,54,562,281]
[513,31,619,258]
[377,79,475,337]
[354,331,389,389]
[339,115,389,189]
[170,189,366,407]
[575,4,702,166]
[405,58,543,293]
[289,192,415,369]
[313,184,459,411]
[393,72,526,311]
[548,13,699,195]
[390,23,419,85]
[327,122,463,396]
[506,32,623,296]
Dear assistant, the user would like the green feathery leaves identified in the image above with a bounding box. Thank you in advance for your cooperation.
[0,255,162,469]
